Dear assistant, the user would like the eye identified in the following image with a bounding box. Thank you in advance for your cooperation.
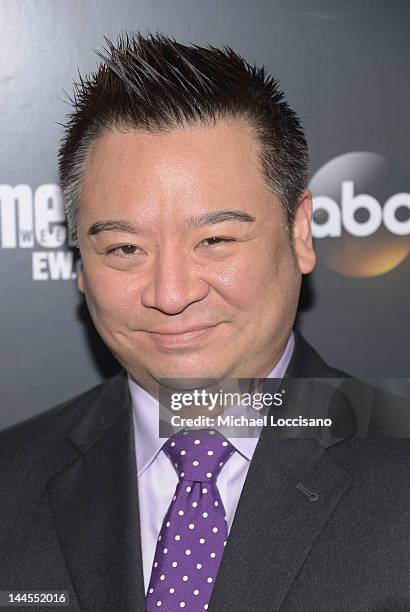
[107,244,142,257]
[199,236,236,247]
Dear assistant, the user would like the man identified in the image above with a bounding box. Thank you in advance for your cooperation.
[0,32,408,611]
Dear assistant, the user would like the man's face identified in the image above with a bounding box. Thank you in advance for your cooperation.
[77,119,315,394]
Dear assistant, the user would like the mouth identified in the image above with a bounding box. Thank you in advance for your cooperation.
[146,324,220,349]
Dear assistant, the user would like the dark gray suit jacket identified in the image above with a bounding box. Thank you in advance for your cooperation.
[1,332,409,611]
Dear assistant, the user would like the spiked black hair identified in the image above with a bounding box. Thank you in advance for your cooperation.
[58,31,309,244]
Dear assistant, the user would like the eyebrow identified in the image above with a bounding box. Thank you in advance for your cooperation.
[87,210,256,237]
[87,219,148,236]
[186,210,256,228]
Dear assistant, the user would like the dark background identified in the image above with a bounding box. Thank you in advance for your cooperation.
[1,0,409,429]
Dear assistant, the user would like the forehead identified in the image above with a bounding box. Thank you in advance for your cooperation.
[81,119,275,222]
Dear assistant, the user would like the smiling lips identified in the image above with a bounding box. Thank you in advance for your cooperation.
[147,324,219,348]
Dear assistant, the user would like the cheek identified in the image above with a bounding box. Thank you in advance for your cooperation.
[82,267,138,323]
[210,246,284,310]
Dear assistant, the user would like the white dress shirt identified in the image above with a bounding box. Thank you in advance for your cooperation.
[128,331,295,592]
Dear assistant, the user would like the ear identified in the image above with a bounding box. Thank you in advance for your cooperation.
[292,189,316,274]
[76,267,85,294]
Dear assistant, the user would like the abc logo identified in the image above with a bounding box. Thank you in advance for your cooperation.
[309,152,410,278]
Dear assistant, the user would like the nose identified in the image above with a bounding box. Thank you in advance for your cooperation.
[141,244,209,314]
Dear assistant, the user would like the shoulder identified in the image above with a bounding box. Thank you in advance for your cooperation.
[0,372,131,537]
[287,330,351,378]
[340,438,410,511]
[0,371,128,474]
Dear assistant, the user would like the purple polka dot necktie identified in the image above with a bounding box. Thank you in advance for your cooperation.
[145,429,235,611]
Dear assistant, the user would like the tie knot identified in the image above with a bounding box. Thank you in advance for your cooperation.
[163,429,234,482]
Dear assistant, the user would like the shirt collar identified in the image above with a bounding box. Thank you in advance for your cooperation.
[129,331,295,475]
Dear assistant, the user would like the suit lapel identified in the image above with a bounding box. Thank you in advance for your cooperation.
[209,431,352,611]
[47,374,146,612]
[209,331,353,611]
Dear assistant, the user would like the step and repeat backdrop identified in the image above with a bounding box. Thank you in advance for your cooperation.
[1,0,409,429]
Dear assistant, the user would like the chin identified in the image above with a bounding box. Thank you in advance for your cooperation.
[153,357,226,383]
[156,366,221,383]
